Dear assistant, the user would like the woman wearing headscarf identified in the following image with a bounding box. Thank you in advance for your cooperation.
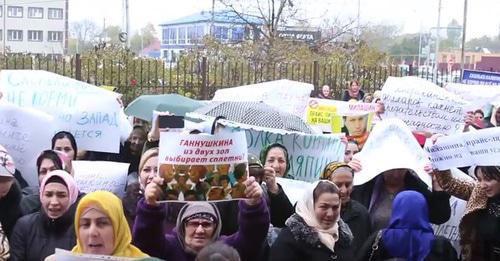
[269,180,354,260]
[321,162,370,253]
[72,191,148,258]
[357,191,457,261]
[132,176,270,261]
[0,150,22,239]
[9,170,79,261]
[433,165,500,261]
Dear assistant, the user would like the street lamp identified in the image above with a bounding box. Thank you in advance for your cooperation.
[460,0,468,78]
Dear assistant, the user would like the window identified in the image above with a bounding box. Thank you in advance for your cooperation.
[48,8,63,19]
[28,30,43,41]
[162,28,168,44]
[0,30,2,41]
[8,30,22,41]
[0,6,3,17]
[214,26,228,40]
[178,27,186,44]
[168,28,177,44]
[231,27,244,41]
[48,31,62,42]
[28,7,43,18]
[8,6,23,18]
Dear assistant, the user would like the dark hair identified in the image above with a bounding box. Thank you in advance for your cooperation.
[350,80,360,87]
[196,241,241,261]
[36,150,64,175]
[51,131,78,160]
[131,125,147,136]
[475,166,500,181]
[474,109,484,117]
[313,181,340,204]
[45,175,67,187]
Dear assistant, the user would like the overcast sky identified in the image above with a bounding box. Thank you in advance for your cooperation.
[68,0,500,40]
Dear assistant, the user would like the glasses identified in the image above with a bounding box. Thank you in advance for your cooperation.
[185,220,215,230]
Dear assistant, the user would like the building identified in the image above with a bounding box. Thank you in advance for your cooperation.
[159,10,262,62]
[0,0,68,55]
[437,50,500,72]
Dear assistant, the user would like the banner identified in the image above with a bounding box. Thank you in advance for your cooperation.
[0,102,56,186]
[0,70,128,153]
[445,83,500,110]
[73,161,130,198]
[54,249,140,261]
[381,77,469,135]
[353,118,432,188]
[461,69,500,85]
[305,98,376,135]
[158,131,248,201]
[426,127,500,170]
[432,168,474,253]
[245,129,345,182]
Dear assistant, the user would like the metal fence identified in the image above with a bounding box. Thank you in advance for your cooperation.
[0,54,459,104]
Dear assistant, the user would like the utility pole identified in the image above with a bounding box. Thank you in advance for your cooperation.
[434,0,442,81]
[460,0,468,78]
[3,0,6,55]
[125,0,130,48]
[210,0,215,36]
[357,0,361,40]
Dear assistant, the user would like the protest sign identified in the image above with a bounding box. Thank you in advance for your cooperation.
[381,76,469,135]
[461,69,500,85]
[276,177,313,205]
[432,168,474,253]
[0,102,55,186]
[353,118,432,188]
[212,79,312,117]
[54,249,140,261]
[426,127,500,170]
[73,161,129,198]
[0,70,128,153]
[158,131,248,201]
[445,83,500,110]
[305,98,377,134]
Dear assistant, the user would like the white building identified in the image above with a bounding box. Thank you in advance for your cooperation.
[0,0,68,55]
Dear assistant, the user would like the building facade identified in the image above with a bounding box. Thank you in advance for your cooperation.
[159,10,261,62]
[0,0,68,55]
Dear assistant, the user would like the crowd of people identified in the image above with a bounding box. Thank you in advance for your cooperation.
[0,80,499,261]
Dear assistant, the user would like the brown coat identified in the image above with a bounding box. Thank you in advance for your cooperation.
[435,170,488,261]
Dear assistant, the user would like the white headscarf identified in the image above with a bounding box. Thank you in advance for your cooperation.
[296,180,340,251]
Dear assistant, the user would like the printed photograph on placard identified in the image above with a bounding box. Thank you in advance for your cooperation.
[158,131,248,201]
[340,113,374,149]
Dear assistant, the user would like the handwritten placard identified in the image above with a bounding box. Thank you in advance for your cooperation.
[353,118,432,188]
[158,131,248,201]
[445,82,500,110]
[0,102,56,186]
[54,249,141,261]
[73,161,129,198]
[426,127,500,170]
[0,70,126,153]
[381,77,469,135]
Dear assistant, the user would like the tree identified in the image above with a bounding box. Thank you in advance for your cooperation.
[130,23,158,54]
[103,25,123,45]
[70,19,99,54]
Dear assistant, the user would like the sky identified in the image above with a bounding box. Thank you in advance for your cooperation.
[68,0,500,40]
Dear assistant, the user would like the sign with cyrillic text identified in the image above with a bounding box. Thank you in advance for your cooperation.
[73,161,129,198]
[426,127,500,170]
[381,77,469,135]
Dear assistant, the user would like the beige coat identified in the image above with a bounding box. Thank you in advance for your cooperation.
[435,170,488,261]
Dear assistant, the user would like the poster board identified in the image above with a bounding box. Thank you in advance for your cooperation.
[73,161,130,198]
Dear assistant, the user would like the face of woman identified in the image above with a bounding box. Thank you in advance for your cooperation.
[330,169,353,206]
[265,147,287,177]
[476,169,500,198]
[54,138,75,160]
[41,183,70,219]
[38,159,58,185]
[314,192,340,230]
[78,207,115,255]
[0,177,13,200]
[184,218,216,252]
[350,82,360,93]
[344,143,359,163]
[322,86,330,97]
[139,156,158,188]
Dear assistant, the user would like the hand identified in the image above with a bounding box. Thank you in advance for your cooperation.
[429,133,445,145]
[244,176,263,206]
[375,101,385,114]
[347,158,362,172]
[144,176,164,207]
[464,112,474,127]
[263,166,279,194]
[424,163,444,192]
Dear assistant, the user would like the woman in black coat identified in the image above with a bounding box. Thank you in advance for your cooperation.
[0,150,22,239]
[356,191,457,261]
[9,170,79,261]
[269,181,354,261]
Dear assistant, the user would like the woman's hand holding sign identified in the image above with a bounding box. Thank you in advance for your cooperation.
[244,176,263,206]
[263,166,279,194]
[144,176,164,207]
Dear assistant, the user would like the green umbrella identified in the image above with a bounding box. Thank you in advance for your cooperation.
[124,94,204,121]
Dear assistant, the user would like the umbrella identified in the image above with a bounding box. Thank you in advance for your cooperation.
[190,101,315,134]
[124,94,204,121]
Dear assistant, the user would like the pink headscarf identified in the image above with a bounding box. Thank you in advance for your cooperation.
[39,170,79,206]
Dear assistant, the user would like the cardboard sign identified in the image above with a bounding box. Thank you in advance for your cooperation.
[445,83,500,110]
[0,102,56,186]
[54,249,141,261]
[158,131,248,201]
[0,70,128,153]
[276,177,313,205]
[73,161,130,198]
[353,118,432,188]
[381,77,469,135]
[426,127,500,170]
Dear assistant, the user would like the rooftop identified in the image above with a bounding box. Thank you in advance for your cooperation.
[159,10,263,26]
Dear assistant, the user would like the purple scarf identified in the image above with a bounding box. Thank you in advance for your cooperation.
[382,191,435,261]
